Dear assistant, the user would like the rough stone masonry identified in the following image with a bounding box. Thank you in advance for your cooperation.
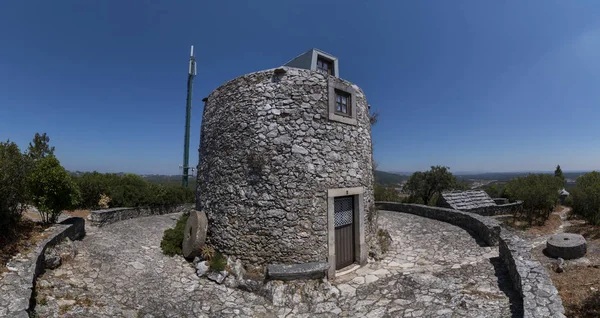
[196,67,375,267]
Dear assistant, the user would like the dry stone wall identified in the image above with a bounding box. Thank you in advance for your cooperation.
[89,204,193,227]
[376,202,566,317]
[197,67,375,266]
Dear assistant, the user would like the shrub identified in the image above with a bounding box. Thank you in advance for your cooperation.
[160,213,189,256]
[73,172,195,209]
[209,251,227,272]
[200,245,215,261]
[374,184,402,202]
[504,174,561,225]
[28,156,80,223]
[0,140,28,237]
[571,171,600,225]
[98,193,111,209]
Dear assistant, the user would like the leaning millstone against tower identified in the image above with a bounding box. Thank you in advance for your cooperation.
[183,210,208,258]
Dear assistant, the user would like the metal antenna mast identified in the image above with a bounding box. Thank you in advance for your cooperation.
[182,45,196,188]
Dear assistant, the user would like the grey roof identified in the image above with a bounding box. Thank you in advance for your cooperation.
[441,190,496,210]
[559,188,570,196]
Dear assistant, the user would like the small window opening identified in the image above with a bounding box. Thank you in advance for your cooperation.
[335,90,351,116]
[317,57,333,75]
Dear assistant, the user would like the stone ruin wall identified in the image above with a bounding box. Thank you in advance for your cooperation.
[196,67,375,266]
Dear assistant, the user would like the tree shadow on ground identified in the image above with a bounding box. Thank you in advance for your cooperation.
[488,256,524,318]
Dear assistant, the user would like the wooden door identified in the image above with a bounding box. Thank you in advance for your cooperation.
[334,196,355,269]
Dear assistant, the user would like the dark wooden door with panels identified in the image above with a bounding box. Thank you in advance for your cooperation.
[334,196,355,269]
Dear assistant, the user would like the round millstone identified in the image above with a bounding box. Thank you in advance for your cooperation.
[182,210,208,259]
[546,233,587,260]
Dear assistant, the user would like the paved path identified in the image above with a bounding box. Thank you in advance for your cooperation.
[33,211,520,317]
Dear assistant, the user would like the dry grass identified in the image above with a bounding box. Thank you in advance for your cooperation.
[65,209,90,219]
[527,214,563,235]
[0,219,51,273]
[551,264,600,317]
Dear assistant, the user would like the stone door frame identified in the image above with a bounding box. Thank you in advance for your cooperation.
[327,187,367,278]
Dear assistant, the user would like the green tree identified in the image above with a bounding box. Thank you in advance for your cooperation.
[571,171,600,225]
[504,174,561,225]
[0,140,28,237]
[374,184,402,202]
[27,132,55,160]
[554,164,566,188]
[28,156,80,223]
[404,166,460,205]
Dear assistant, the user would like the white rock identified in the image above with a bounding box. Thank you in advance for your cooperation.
[196,261,209,277]
[365,274,379,284]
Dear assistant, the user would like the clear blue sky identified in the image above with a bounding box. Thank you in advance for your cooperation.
[2,1,600,174]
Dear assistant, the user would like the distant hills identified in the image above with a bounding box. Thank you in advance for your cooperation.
[374,170,409,185]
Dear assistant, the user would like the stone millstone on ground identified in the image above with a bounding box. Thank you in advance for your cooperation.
[182,210,208,259]
[546,233,587,260]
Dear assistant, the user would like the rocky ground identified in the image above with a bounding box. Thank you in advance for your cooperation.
[30,211,520,317]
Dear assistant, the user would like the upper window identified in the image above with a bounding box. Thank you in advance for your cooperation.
[317,57,333,75]
[335,90,351,116]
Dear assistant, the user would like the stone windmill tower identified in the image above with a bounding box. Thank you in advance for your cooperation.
[195,49,376,278]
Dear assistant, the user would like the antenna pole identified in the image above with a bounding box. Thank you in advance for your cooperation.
[182,45,196,188]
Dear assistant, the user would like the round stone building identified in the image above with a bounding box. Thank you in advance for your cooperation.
[196,49,376,278]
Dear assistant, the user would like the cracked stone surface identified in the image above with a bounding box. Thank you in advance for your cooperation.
[31,211,520,317]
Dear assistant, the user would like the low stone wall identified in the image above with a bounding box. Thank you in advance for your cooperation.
[89,203,193,227]
[499,232,566,317]
[375,202,565,318]
[0,217,85,318]
[376,202,501,246]
[464,201,523,216]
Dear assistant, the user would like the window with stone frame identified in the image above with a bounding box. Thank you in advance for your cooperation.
[334,90,351,116]
[317,57,333,76]
[328,77,357,126]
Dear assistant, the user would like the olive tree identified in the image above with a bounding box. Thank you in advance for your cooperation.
[28,156,80,223]
[504,174,561,225]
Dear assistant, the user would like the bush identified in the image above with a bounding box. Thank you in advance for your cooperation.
[160,213,189,256]
[374,184,402,202]
[73,172,195,209]
[571,171,600,225]
[209,251,227,272]
[504,174,561,225]
[0,140,28,237]
[28,156,80,223]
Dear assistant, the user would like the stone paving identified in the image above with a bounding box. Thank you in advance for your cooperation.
[31,211,521,317]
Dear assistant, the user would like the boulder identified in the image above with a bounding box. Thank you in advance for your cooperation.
[182,210,208,258]
[207,270,228,284]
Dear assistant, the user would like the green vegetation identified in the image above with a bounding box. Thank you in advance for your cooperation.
[0,140,29,236]
[504,174,562,225]
[571,171,600,225]
[555,164,566,188]
[404,166,466,205]
[481,183,506,198]
[374,184,403,202]
[160,213,189,256]
[28,156,80,223]
[209,251,228,272]
[74,172,195,209]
